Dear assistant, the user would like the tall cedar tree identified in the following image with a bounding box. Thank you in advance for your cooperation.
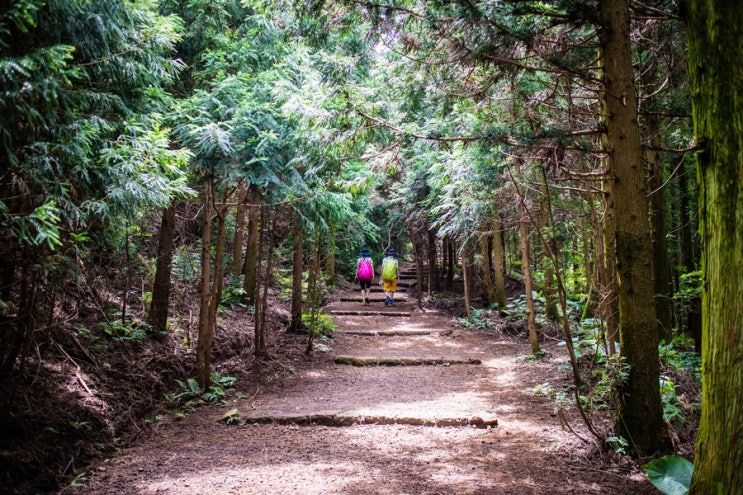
[684,1,743,492]
[598,0,672,457]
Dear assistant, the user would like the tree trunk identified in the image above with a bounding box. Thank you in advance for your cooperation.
[304,234,322,354]
[232,180,247,277]
[539,169,559,322]
[677,162,702,350]
[242,187,260,304]
[492,216,507,311]
[208,195,229,357]
[148,204,175,334]
[324,224,336,287]
[288,210,304,333]
[427,227,438,293]
[196,177,213,390]
[685,2,743,492]
[461,245,472,321]
[646,115,673,343]
[599,0,671,457]
[599,178,619,356]
[213,192,229,307]
[518,202,539,356]
[446,236,455,288]
[409,227,424,309]
[478,234,496,306]
[254,206,271,359]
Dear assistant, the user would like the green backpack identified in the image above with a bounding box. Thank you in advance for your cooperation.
[382,258,398,281]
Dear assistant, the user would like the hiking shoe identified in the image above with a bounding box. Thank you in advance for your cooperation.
[389,300,394,306]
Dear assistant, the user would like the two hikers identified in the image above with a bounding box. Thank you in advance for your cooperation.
[354,247,400,306]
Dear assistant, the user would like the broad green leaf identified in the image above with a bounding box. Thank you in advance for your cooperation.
[643,455,693,495]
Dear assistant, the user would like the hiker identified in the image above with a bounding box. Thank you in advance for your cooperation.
[380,248,400,306]
[355,248,375,305]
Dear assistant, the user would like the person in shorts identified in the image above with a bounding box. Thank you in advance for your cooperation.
[380,248,399,306]
[355,248,375,305]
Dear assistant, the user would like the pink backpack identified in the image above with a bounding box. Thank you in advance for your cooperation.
[357,258,373,281]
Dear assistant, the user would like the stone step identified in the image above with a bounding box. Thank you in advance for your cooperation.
[334,355,482,366]
[337,329,431,336]
[329,310,411,317]
[339,297,408,303]
[240,412,497,429]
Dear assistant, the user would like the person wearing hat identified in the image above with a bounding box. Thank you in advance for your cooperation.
[355,248,375,305]
[380,248,399,306]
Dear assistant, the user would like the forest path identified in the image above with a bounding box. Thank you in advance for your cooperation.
[72,264,655,495]
[239,265,498,427]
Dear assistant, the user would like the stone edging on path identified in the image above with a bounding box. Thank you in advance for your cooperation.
[334,356,482,366]
[338,329,431,336]
[237,412,498,428]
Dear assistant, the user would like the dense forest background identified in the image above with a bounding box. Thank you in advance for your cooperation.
[1,0,740,494]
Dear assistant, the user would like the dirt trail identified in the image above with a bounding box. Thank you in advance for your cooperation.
[71,266,656,495]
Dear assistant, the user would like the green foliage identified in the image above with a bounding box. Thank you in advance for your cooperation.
[167,378,201,403]
[301,311,335,336]
[203,374,237,403]
[503,294,530,322]
[657,335,702,427]
[643,455,693,495]
[456,308,498,330]
[99,317,148,343]
[166,372,237,407]
[567,318,611,363]
[172,246,202,281]
[68,472,87,488]
[659,375,684,427]
[672,270,702,327]
[660,335,701,378]
[605,436,629,455]
[220,283,247,309]
[12,201,63,249]
[97,122,196,217]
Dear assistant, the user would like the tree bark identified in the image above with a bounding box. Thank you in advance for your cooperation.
[288,210,304,333]
[207,193,229,364]
[518,201,539,356]
[677,164,702,350]
[148,204,175,334]
[646,115,673,343]
[232,180,247,277]
[242,187,260,304]
[599,178,619,356]
[461,245,472,322]
[599,0,671,457]
[254,206,271,359]
[427,227,438,293]
[213,191,229,308]
[492,216,507,311]
[684,2,743,492]
[196,177,213,390]
[478,234,496,306]
[409,227,424,309]
[445,236,454,288]
[304,234,322,354]
[324,224,336,287]
[538,168,559,322]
